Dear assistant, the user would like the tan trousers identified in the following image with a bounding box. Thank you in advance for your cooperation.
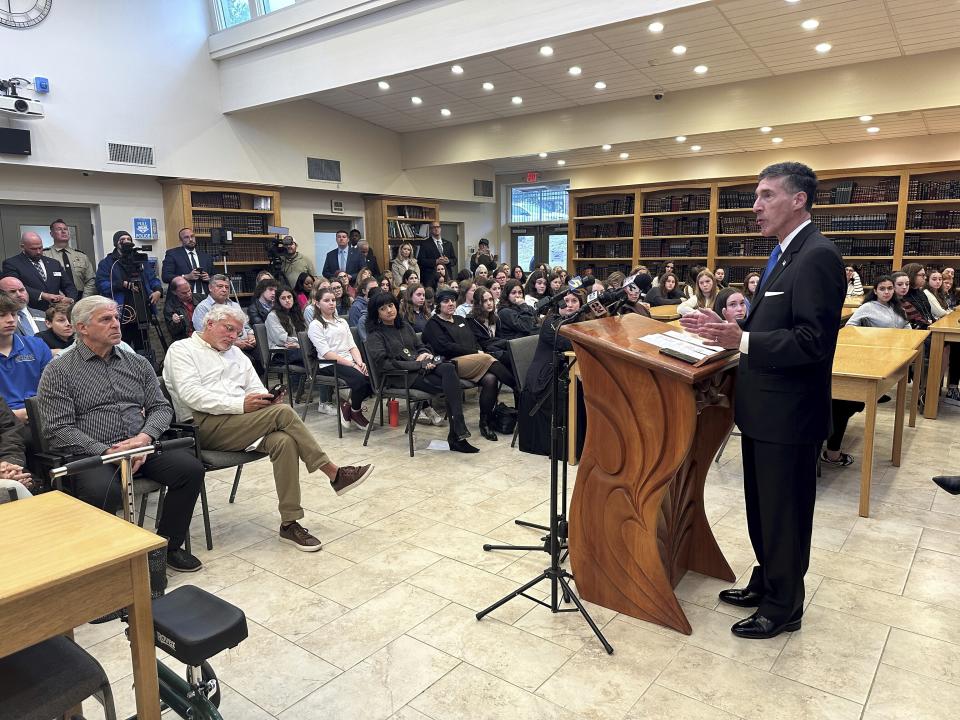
[194,404,331,523]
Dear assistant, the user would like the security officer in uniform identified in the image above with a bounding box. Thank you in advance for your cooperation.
[43,218,97,298]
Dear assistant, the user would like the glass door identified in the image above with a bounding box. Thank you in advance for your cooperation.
[511,225,567,273]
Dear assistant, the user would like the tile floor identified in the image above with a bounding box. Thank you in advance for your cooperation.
[75,396,960,719]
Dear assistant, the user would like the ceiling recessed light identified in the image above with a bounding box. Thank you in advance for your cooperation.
[538,152,548,158]
[557,159,566,166]
[451,64,464,75]
[675,136,686,142]
[867,126,880,133]
[539,45,554,56]
[482,81,495,91]
[772,137,784,143]
[377,81,390,90]
[802,18,820,30]
[568,66,582,76]
[511,96,523,105]
[601,144,612,151]
[694,65,708,74]
[672,45,687,55]
[440,108,451,117]
[760,126,773,133]
[619,152,630,159]
[815,42,832,53]
[859,115,873,122]
[410,96,422,105]
[648,21,664,33]
[691,145,702,152]
[594,81,607,89]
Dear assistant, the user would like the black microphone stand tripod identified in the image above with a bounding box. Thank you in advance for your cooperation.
[475,311,613,654]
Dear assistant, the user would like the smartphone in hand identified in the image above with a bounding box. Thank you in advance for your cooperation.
[268,383,286,400]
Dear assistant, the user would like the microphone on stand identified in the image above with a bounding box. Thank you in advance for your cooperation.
[535,275,596,313]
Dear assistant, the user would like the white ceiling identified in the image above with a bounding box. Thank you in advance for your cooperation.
[308,0,960,134]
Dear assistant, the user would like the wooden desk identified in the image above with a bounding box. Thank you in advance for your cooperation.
[843,296,865,308]
[924,310,960,419]
[0,492,165,719]
[837,326,929,428]
[649,305,681,322]
[840,307,855,324]
[832,347,915,517]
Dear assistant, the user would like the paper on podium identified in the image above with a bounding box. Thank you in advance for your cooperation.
[640,330,735,365]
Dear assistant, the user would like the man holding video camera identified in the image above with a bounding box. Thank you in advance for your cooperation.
[95,230,162,351]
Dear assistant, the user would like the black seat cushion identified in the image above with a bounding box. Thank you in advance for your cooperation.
[151,585,248,666]
[200,449,267,470]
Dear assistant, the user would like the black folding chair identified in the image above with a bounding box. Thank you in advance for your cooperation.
[296,329,350,434]
[252,323,307,408]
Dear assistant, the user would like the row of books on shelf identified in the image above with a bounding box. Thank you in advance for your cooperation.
[640,239,708,257]
[719,216,758,234]
[906,209,960,230]
[576,196,635,216]
[195,240,269,262]
[391,205,433,219]
[386,220,429,239]
[851,262,894,287]
[574,242,632,258]
[718,238,779,256]
[830,237,895,255]
[811,213,895,232]
[575,221,632,238]
[572,261,632,280]
[192,215,268,234]
[642,194,710,213]
[815,180,899,205]
[903,236,960,257]
[192,192,242,209]
[718,189,755,209]
[640,216,710,236]
[908,178,960,201]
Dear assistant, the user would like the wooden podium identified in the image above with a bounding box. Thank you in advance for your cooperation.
[561,313,739,635]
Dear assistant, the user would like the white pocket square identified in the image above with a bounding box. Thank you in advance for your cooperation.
[765,291,785,296]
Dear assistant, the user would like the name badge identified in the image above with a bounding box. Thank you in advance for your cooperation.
[53,272,62,277]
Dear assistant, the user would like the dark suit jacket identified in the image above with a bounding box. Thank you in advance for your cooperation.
[1,254,78,311]
[358,250,380,277]
[418,238,457,288]
[161,247,215,293]
[735,223,845,445]
[322,246,364,280]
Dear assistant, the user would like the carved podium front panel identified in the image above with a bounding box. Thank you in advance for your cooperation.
[561,314,737,635]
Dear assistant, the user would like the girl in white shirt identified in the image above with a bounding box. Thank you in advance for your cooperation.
[678,270,718,316]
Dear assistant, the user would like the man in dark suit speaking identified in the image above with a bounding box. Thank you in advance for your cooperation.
[681,162,845,640]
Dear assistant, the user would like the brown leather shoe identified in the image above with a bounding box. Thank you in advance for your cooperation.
[279,521,322,552]
[350,408,370,429]
[331,464,373,495]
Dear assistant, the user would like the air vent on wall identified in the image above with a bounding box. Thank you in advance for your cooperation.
[308,157,341,182]
[473,179,494,197]
[107,142,155,167]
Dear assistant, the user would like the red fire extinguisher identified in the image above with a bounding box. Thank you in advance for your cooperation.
[388,399,400,427]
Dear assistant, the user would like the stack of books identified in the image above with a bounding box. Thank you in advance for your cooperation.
[642,194,710,213]
[906,209,960,230]
[577,196,635,216]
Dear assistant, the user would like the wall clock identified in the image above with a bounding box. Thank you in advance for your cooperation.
[0,0,53,29]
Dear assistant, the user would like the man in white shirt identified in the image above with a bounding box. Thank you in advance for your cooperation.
[192,274,261,372]
[164,304,373,551]
[0,276,45,336]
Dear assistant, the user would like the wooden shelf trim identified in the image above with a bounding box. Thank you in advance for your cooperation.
[638,234,709,240]
[639,209,710,217]
[573,214,634,220]
[574,237,634,242]
[574,257,634,262]
[190,207,274,214]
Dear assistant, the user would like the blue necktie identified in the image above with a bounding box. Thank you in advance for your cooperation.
[339,249,346,271]
[759,244,783,291]
[18,310,35,336]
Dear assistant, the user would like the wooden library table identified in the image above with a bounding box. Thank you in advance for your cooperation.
[837,326,929,428]
[923,309,960,419]
[843,296,865,308]
[649,305,681,321]
[831,347,916,517]
[0,492,166,719]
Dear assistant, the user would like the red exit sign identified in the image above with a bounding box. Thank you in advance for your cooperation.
[526,171,540,183]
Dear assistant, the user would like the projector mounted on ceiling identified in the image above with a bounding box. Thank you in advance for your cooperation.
[0,77,44,118]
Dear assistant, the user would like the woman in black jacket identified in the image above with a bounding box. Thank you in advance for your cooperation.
[466,286,508,360]
[364,292,478,453]
[497,279,539,340]
[645,272,684,306]
[423,289,515,441]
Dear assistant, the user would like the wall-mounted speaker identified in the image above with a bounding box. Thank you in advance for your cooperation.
[0,128,31,155]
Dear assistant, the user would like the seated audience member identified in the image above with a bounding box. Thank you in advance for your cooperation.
[714,267,727,289]
[617,280,652,317]
[96,231,163,351]
[294,272,315,310]
[821,398,865,467]
[163,276,200,342]
[365,292,477,452]
[681,266,703,300]
[925,267,950,320]
[679,269,718,316]
[307,288,372,429]
[38,296,203,571]
[38,302,74,353]
[431,263,450,290]
[605,272,626,290]
[524,270,549,308]
[334,271,354,298]
[399,269,419,292]
[2,231,77,312]
[511,265,526,284]
[357,241,380,277]
[424,286,436,316]
[424,289,514,442]
[266,287,308,396]
[498,279,540,340]
[455,269,473,284]
[474,264,490,284]
[485,278,502,304]
[391,242,420,287]
[645,272,684,306]
[379,274,397,299]
[467,286,509,362]
[164,304,372,551]
[942,272,959,310]
[846,276,909,328]
[454,282,474,318]
[193,274,259,369]
[651,261,675,288]
[0,395,33,499]
[255,270,275,284]
[400,282,431,333]
[633,272,653,301]
[895,266,935,329]
[0,276,45,336]
[247,277,277,326]
[331,278,352,315]
[713,287,748,322]
[742,271,761,308]
[304,277,332,323]
[0,294,53,420]
[846,266,864,297]
[348,276,381,339]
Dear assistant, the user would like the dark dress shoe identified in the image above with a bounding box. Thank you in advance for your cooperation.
[448,436,480,453]
[933,475,960,495]
[450,415,472,441]
[718,587,763,608]
[731,612,801,640]
[479,413,498,442]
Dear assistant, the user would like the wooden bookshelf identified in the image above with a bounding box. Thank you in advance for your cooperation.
[568,190,639,279]
[365,197,440,266]
[161,180,282,295]
[567,163,960,287]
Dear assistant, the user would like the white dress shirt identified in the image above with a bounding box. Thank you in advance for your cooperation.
[307,316,356,361]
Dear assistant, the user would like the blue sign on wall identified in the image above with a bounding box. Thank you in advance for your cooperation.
[133,217,158,241]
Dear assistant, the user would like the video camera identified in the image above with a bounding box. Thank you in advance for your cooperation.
[117,240,149,275]
[265,226,291,274]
